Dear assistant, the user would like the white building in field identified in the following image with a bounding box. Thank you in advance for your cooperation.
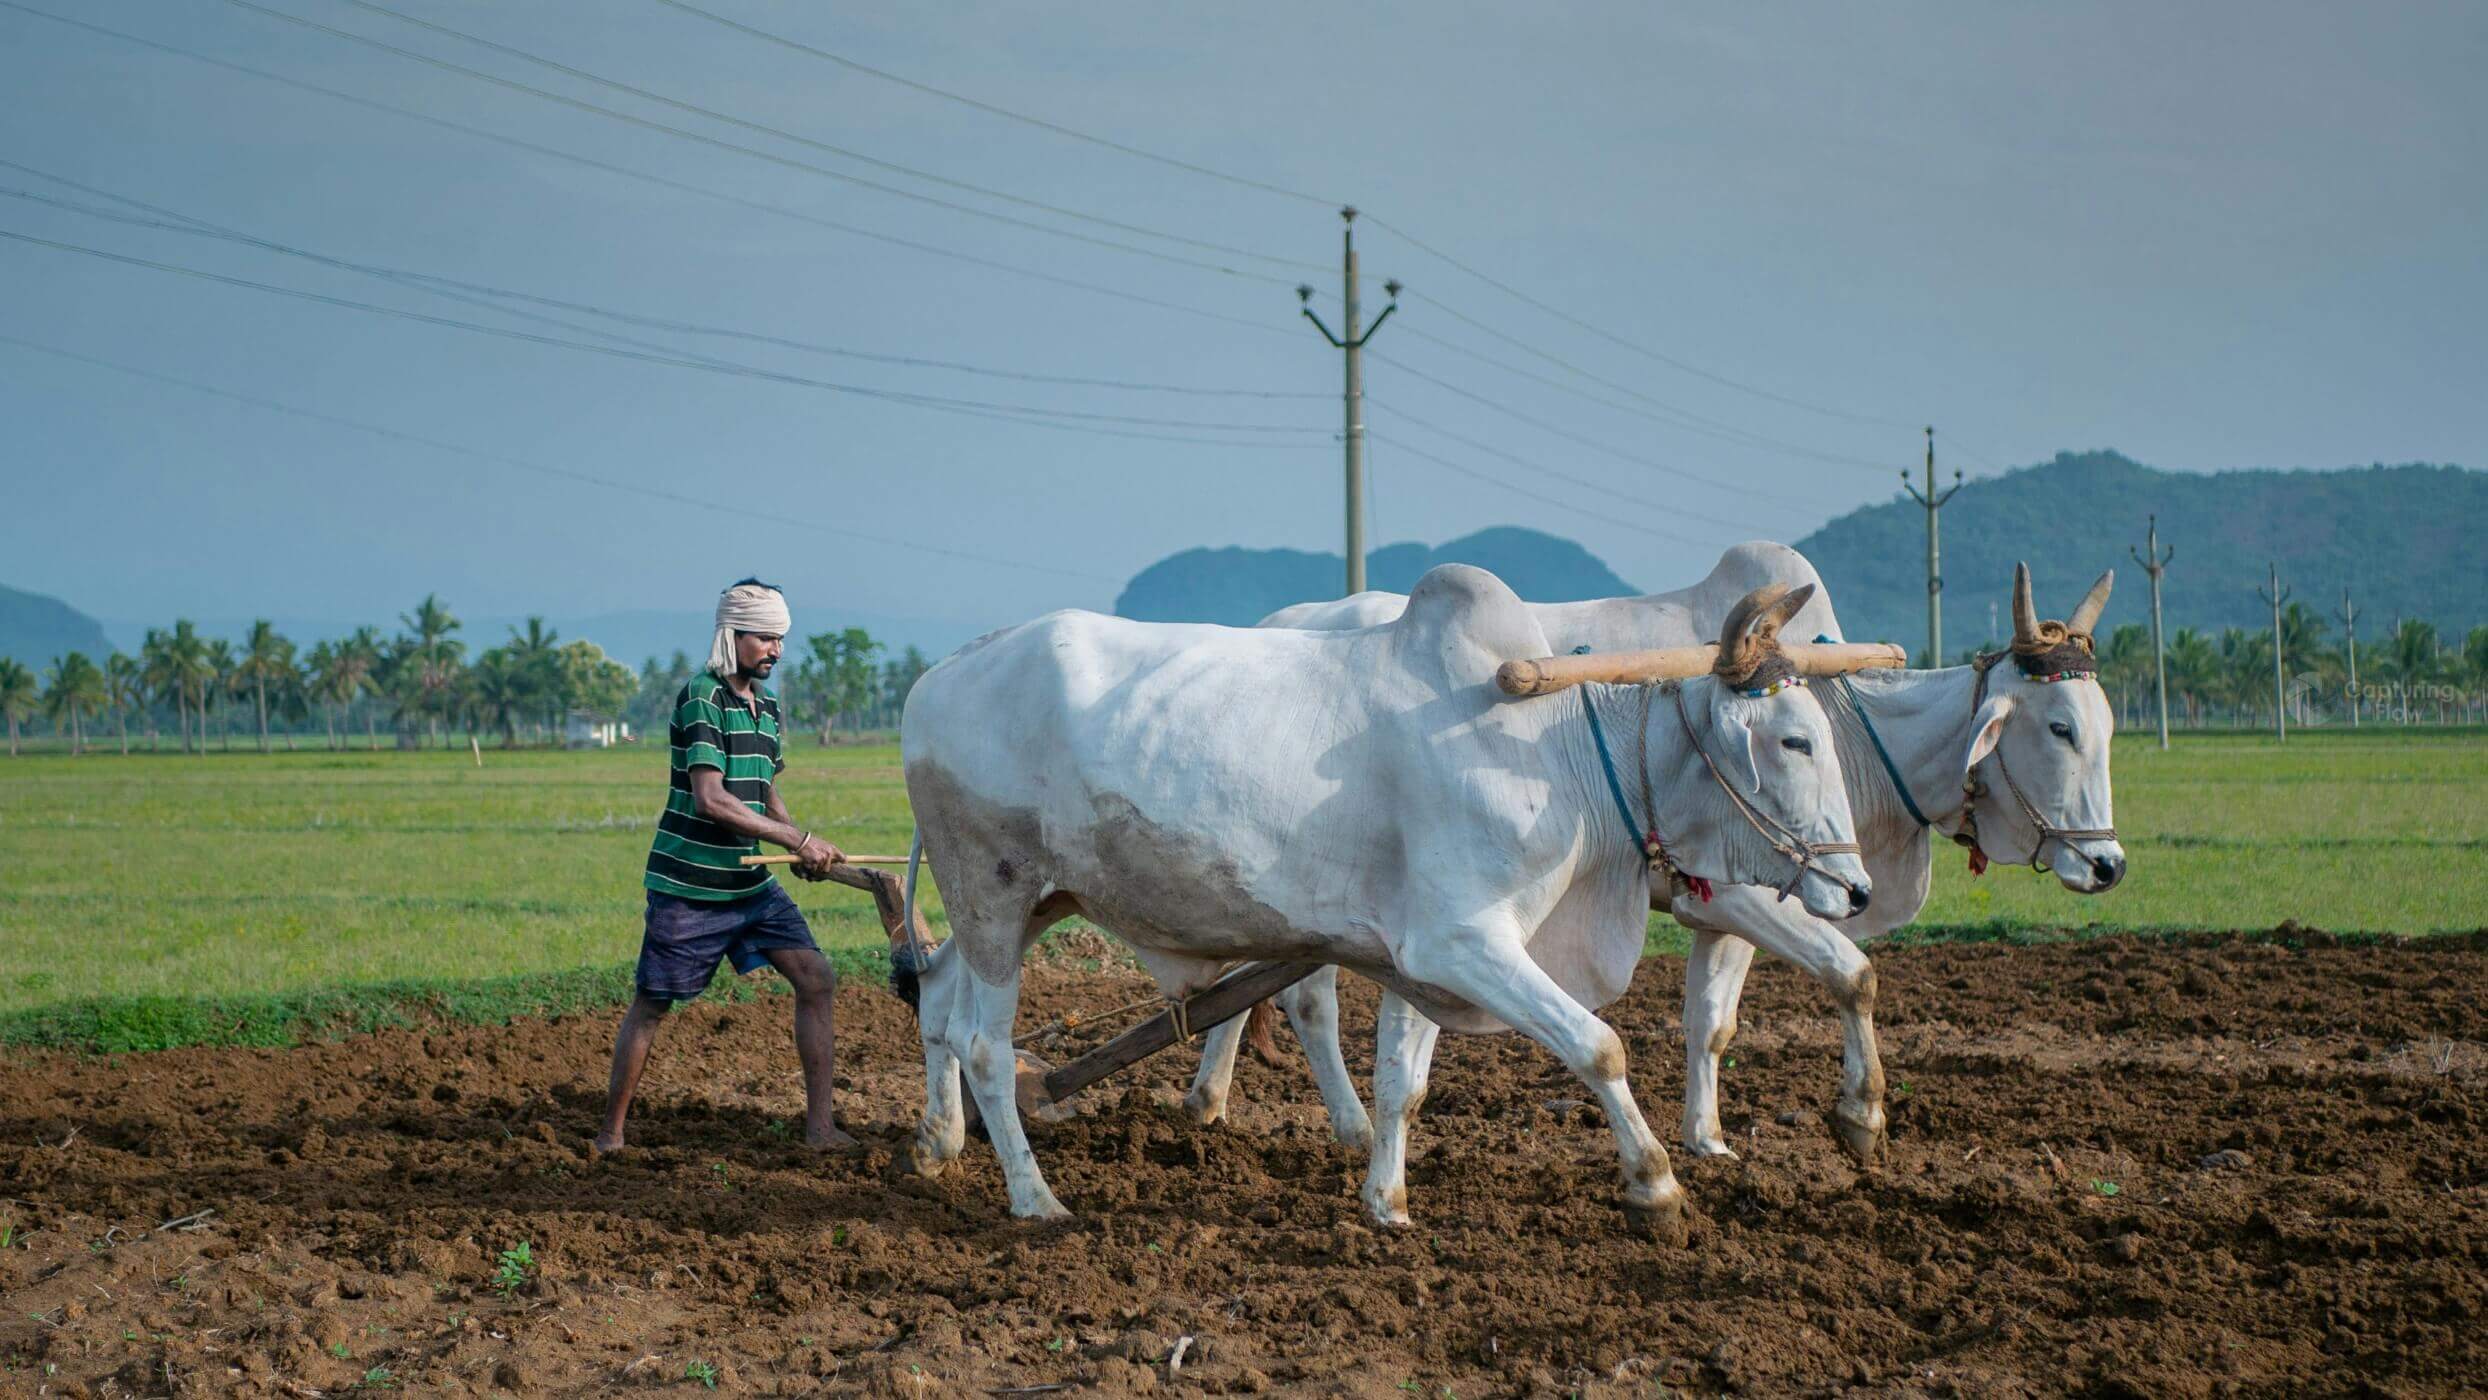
[564,712,631,748]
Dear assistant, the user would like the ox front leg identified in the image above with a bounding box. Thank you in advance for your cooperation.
[1359,990,1440,1226]
[1718,895,1888,1168]
[1394,928,1688,1243]
[957,960,1069,1220]
[1279,967,1373,1152]
[1680,929,1759,1158]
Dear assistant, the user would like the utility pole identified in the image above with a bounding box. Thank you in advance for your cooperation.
[2129,515,2174,750]
[2257,561,2290,742]
[2336,586,2360,728]
[1900,426,1964,666]
[1298,207,1398,597]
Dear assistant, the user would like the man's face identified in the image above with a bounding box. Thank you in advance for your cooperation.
[734,631,784,679]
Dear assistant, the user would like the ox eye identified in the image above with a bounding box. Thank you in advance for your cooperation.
[2049,721,2075,742]
[1781,737,1812,755]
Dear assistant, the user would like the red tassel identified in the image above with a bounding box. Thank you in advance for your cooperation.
[1688,875,1715,902]
[1968,847,1989,877]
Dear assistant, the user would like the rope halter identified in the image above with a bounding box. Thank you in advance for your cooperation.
[1672,681,1865,904]
[1960,648,2119,874]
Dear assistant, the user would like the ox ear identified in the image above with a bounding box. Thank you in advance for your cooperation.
[1962,694,2014,786]
[1713,705,1765,795]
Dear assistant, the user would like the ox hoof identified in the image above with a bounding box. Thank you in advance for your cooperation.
[1014,1191,1071,1222]
[1622,1196,1692,1247]
[1832,1101,1888,1168]
[906,1139,952,1179]
[1361,1184,1413,1228]
[1684,1136,1739,1161]
[1180,1088,1227,1127]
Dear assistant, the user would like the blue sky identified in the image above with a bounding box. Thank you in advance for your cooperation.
[2,0,2479,639]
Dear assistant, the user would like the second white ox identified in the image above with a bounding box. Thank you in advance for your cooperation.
[1187,542,2125,1168]
[901,564,1872,1234]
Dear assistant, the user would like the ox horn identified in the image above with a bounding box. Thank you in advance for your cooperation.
[2011,562,2041,646]
[2066,569,2114,639]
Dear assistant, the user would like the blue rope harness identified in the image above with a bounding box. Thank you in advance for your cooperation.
[1818,635,1931,830]
[1571,649,1711,901]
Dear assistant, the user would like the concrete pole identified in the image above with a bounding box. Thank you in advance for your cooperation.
[2257,561,2290,742]
[2130,516,2174,750]
[1297,209,1397,599]
[1900,426,1963,666]
[2337,587,2360,728]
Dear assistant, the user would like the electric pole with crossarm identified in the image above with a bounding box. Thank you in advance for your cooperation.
[1901,426,1963,666]
[2130,515,2174,749]
[1299,207,1398,598]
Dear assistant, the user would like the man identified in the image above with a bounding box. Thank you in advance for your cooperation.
[596,579,913,1154]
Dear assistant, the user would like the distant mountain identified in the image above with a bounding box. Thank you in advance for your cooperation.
[0,583,115,669]
[1115,526,1638,625]
[1794,451,2488,653]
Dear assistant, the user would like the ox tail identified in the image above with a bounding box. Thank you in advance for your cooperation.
[890,827,928,1013]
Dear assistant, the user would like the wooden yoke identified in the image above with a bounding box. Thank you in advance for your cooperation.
[1495,641,1908,698]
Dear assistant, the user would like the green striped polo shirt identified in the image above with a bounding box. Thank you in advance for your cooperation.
[644,670,787,901]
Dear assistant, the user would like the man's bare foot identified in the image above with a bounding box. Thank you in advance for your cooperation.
[590,1131,626,1157]
[806,1124,860,1152]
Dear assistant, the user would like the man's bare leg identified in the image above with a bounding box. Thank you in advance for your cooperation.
[595,993,673,1153]
[764,947,855,1149]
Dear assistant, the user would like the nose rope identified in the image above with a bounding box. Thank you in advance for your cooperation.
[1963,653,2119,874]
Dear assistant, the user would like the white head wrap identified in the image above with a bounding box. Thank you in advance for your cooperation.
[709,581,792,677]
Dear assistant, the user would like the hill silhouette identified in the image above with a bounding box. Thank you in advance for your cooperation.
[1794,451,2488,651]
[0,583,115,669]
[1113,526,1637,625]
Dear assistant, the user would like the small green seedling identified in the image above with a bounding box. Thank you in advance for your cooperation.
[492,1241,535,1299]
[1045,1337,1066,1353]
[2093,1179,2122,1197]
[359,1366,396,1390]
[329,1342,352,1359]
[684,1359,719,1388]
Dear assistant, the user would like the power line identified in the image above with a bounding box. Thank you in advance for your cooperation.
[0,225,1329,446]
[0,170,1325,400]
[1363,216,1917,430]
[648,0,1339,209]
[314,0,1323,274]
[1365,400,1766,534]
[213,0,1308,285]
[0,2,1302,339]
[0,332,1124,584]
[1369,351,1784,505]
[1393,294,1894,473]
[1365,431,1714,548]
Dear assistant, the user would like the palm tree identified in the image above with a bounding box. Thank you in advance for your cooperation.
[506,617,563,744]
[2099,623,2150,729]
[0,658,37,755]
[104,653,143,756]
[339,627,383,749]
[43,652,106,755]
[2466,624,2488,725]
[203,639,240,751]
[2379,620,2441,724]
[397,596,465,747]
[2164,628,2217,728]
[174,624,219,754]
[238,620,296,753]
[468,647,530,747]
[139,629,177,751]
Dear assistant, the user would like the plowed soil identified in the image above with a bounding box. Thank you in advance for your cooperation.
[5,931,2486,1397]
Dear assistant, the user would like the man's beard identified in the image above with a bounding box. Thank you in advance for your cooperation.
[742,658,776,679]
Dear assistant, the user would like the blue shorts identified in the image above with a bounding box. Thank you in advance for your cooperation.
[636,885,819,1002]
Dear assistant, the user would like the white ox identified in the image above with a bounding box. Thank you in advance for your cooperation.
[901,564,1873,1234]
[1189,542,2125,1169]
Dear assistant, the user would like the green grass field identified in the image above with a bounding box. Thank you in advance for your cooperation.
[1,729,2481,1048]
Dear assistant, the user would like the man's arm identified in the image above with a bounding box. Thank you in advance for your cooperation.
[689,768,842,874]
